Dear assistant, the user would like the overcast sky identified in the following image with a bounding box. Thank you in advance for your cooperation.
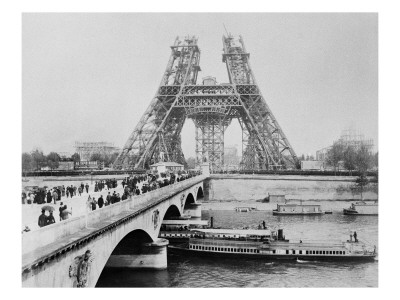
[22,13,378,157]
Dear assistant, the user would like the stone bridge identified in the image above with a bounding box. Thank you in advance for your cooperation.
[22,175,206,287]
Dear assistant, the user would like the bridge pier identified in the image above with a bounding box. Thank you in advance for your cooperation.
[106,238,169,270]
[184,203,202,218]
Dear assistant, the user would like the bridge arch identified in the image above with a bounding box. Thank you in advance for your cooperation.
[196,186,204,200]
[163,204,181,220]
[184,193,195,210]
[96,228,153,286]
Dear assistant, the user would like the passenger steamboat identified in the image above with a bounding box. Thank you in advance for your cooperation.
[159,218,211,243]
[168,228,377,262]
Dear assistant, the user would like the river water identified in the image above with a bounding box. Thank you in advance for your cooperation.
[96,203,378,288]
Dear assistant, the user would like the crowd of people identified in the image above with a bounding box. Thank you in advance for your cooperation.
[22,182,93,205]
[24,170,201,230]
[85,171,199,211]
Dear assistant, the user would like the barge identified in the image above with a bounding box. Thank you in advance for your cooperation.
[273,203,325,215]
[168,228,377,262]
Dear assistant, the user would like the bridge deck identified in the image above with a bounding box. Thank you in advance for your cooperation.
[22,175,205,272]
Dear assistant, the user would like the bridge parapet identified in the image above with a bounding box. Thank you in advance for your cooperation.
[22,175,206,256]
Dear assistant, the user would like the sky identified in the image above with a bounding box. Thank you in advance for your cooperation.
[22,13,378,158]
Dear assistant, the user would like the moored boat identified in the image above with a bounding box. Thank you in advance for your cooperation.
[235,207,257,212]
[159,218,211,243]
[273,203,325,215]
[343,201,378,215]
[168,228,377,262]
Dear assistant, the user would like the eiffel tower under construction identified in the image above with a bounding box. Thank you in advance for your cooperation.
[113,34,299,172]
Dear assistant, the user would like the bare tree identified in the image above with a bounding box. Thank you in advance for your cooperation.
[47,152,61,170]
[71,152,80,162]
[22,152,33,173]
[186,157,196,169]
[325,142,345,175]
[354,144,373,174]
[343,146,357,175]
[31,148,47,170]
[355,174,369,201]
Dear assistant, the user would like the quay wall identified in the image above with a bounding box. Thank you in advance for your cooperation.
[204,175,378,201]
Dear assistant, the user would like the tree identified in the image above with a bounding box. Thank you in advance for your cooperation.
[104,152,119,167]
[47,152,61,170]
[300,154,305,161]
[31,148,47,170]
[354,144,373,174]
[22,152,33,173]
[343,146,357,175]
[186,157,196,169]
[90,153,103,162]
[372,152,378,170]
[71,152,80,162]
[325,142,345,175]
[355,174,369,201]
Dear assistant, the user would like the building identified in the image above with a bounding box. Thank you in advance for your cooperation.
[74,161,100,170]
[223,145,241,170]
[57,161,75,170]
[74,141,120,161]
[300,160,325,171]
[150,162,184,174]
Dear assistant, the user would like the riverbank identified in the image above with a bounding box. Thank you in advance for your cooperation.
[205,176,378,201]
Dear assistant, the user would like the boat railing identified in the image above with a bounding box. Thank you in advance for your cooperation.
[189,238,262,247]
[160,230,193,235]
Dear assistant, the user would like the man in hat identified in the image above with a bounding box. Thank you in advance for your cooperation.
[98,195,104,208]
[38,210,47,228]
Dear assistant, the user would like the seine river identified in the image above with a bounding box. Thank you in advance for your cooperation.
[96,201,378,288]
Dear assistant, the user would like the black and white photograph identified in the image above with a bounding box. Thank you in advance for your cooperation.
[8,2,397,292]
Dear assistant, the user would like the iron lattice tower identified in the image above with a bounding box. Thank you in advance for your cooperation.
[114,34,299,171]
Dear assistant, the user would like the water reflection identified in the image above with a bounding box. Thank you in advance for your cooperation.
[96,209,378,287]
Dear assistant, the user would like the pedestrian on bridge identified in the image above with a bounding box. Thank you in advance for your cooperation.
[98,195,104,208]
[46,190,52,203]
[106,192,111,204]
[52,190,58,204]
[60,205,72,220]
[85,183,89,193]
[46,211,56,225]
[38,210,47,228]
[91,198,97,211]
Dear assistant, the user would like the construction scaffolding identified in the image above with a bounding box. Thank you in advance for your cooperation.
[114,34,299,171]
[316,128,374,161]
[74,141,120,161]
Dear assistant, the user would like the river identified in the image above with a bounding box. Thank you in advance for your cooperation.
[96,204,378,287]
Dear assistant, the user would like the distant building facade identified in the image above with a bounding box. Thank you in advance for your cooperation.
[74,141,120,161]
[223,145,241,171]
[301,160,325,171]
[150,162,184,173]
